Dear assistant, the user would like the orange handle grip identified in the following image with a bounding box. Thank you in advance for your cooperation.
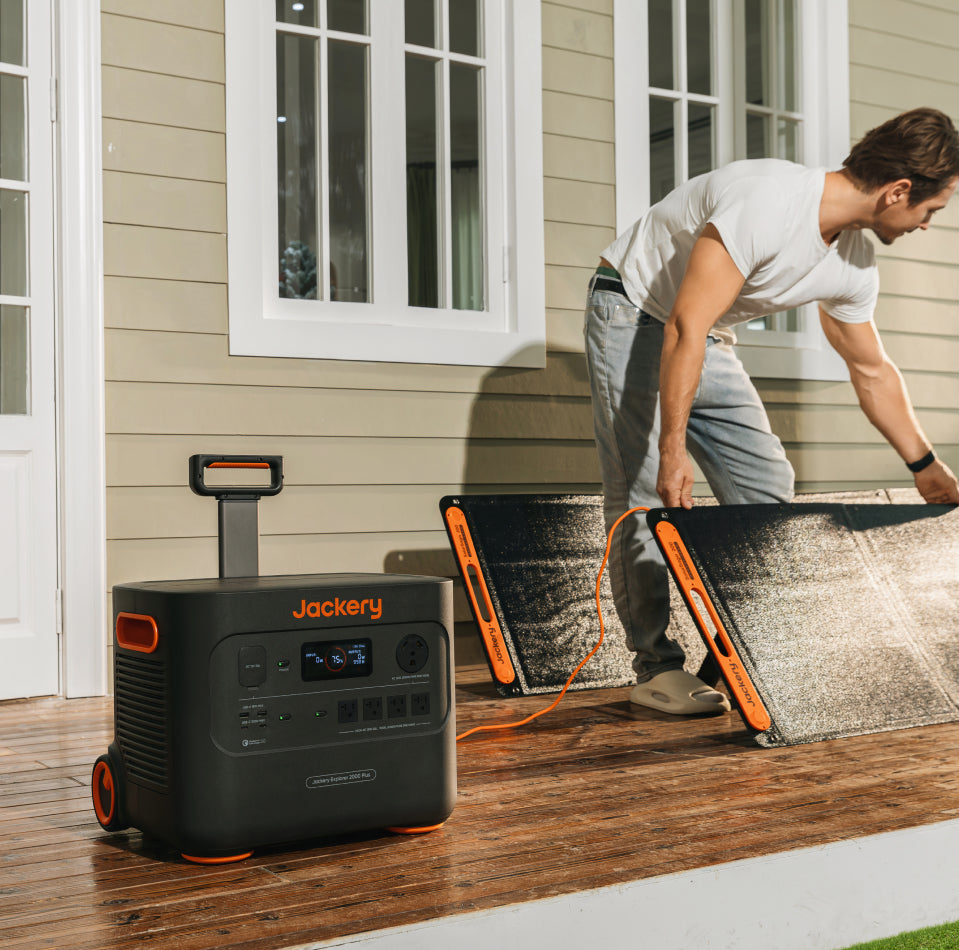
[443,506,516,685]
[654,520,771,732]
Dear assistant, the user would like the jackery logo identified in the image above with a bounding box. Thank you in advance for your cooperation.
[292,596,383,621]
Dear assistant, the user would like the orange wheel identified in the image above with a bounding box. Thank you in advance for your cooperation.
[386,823,445,835]
[91,754,127,832]
[181,852,254,865]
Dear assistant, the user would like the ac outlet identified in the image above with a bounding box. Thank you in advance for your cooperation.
[396,634,430,673]
[363,697,383,721]
[411,692,430,717]
[337,699,359,723]
[388,695,407,718]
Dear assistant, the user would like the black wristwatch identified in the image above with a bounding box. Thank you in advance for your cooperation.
[906,450,936,473]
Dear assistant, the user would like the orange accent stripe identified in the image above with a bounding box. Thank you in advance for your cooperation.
[207,461,271,469]
[444,506,515,685]
[654,520,772,732]
[116,613,159,654]
[181,852,254,865]
[386,823,445,835]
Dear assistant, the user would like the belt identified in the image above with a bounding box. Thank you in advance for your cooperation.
[592,265,628,297]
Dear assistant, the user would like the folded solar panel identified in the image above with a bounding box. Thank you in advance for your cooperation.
[649,501,959,746]
[441,492,959,747]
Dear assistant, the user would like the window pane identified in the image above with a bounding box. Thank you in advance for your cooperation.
[276,0,318,28]
[328,0,367,35]
[648,0,673,89]
[686,0,711,96]
[406,0,435,48]
[277,34,319,300]
[649,97,675,204]
[688,103,713,179]
[328,40,370,303]
[0,0,24,66]
[406,55,438,308]
[745,0,766,106]
[0,305,28,415]
[449,63,483,311]
[777,117,798,161]
[0,74,26,181]
[779,0,797,112]
[0,189,27,297]
[449,0,481,57]
[746,111,767,159]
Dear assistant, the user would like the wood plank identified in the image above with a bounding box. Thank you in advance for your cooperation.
[543,133,615,184]
[5,674,959,949]
[105,434,602,487]
[101,12,225,82]
[101,66,225,133]
[541,3,614,57]
[103,172,226,232]
[104,327,594,396]
[104,225,227,283]
[100,0,224,32]
[101,119,225,182]
[542,90,614,142]
[104,382,595,440]
[541,47,613,99]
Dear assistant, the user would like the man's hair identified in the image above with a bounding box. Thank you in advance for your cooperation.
[842,107,959,204]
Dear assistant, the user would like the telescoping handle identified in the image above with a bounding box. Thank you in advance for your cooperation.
[188,454,283,499]
[188,455,284,579]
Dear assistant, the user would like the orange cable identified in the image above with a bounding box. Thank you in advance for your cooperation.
[455,506,649,742]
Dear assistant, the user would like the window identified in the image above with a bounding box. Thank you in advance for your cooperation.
[613,0,851,381]
[226,0,545,368]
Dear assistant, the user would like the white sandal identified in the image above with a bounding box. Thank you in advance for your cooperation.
[629,669,731,715]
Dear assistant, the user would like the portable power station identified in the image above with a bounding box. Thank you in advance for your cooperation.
[91,455,456,863]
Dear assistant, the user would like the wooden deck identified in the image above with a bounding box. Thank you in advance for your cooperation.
[4,667,959,949]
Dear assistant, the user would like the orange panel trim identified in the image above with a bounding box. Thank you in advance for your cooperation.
[654,520,772,732]
[444,506,516,685]
[116,613,159,654]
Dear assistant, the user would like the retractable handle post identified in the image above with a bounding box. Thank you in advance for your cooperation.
[188,455,284,578]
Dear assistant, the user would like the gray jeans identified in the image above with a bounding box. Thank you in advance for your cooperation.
[584,277,794,681]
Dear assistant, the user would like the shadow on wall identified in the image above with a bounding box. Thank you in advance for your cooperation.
[383,344,594,667]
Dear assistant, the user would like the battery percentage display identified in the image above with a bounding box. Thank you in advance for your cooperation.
[301,639,372,681]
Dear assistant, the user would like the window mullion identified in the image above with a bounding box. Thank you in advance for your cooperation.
[369,0,407,306]
[317,33,332,302]
[676,0,687,185]
[438,2,453,310]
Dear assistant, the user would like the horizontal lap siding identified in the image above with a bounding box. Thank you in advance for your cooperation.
[760,0,959,492]
[101,2,607,669]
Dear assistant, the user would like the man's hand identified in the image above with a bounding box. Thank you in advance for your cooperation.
[915,458,959,504]
[657,451,696,508]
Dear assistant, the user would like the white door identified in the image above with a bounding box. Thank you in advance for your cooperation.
[0,0,59,699]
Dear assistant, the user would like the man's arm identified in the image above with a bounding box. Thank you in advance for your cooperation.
[819,308,959,504]
[658,224,746,507]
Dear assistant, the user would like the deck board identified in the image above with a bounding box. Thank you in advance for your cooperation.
[3,668,959,949]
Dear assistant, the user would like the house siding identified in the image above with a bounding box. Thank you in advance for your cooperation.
[756,0,959,493]
[102,0,959,674]
[101,0,607,670]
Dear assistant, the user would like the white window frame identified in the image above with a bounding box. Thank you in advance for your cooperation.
[225,0,545,369]
[613,0,851,381]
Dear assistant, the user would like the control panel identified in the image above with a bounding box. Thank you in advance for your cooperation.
[209,621,450,755]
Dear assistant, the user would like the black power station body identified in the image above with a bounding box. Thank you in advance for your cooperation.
[92,456,456,862]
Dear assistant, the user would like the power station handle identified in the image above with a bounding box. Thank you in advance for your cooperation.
[189,455,283,498]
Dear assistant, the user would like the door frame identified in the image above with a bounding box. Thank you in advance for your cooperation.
[57,0,106,698]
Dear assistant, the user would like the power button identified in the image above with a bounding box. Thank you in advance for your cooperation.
[238,645,268,687]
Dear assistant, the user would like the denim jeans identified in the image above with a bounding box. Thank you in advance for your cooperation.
[584,276,794,681]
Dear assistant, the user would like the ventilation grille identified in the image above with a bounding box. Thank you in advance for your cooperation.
[115,652,169,791]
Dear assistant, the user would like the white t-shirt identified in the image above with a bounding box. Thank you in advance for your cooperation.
[602,159,879,342]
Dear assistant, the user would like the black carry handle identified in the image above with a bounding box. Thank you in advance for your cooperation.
[189,455,283,499]
[188,455,284,578]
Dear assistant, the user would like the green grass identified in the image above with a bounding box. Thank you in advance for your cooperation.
[840,921,959,949]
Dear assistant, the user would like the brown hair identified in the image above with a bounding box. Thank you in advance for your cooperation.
[842,107,959,204]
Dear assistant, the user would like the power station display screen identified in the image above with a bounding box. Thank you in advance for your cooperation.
[301,638,372,681]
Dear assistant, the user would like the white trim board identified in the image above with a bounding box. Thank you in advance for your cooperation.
[303,818,959,950]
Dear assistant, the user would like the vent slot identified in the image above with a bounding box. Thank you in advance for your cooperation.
[115,652,169,791]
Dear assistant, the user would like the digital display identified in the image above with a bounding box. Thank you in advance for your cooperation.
[301,638,373,681]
